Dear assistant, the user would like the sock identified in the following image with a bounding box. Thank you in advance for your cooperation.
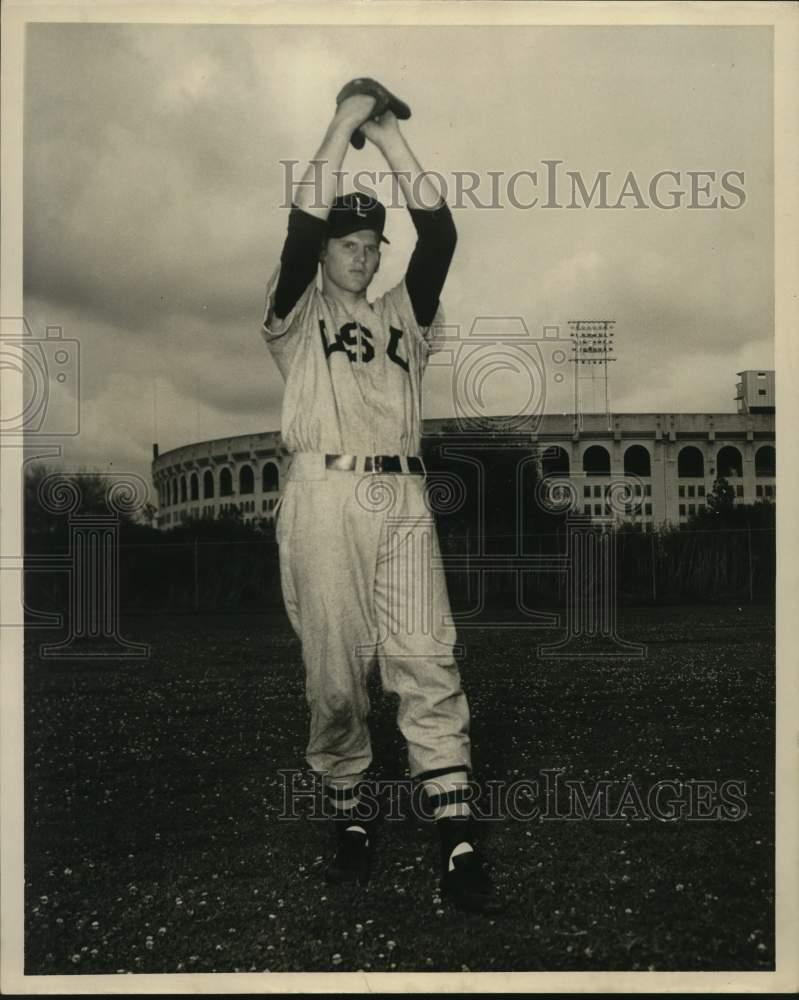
[420,768,471,821]
[324,780,374,845]
[324,781,362,814]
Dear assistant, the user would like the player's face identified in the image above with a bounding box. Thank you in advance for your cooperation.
[320,230,381,295]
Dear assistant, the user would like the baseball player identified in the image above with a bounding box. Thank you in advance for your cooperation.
[261,81,497,914]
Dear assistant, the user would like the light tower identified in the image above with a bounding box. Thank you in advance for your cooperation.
[568,319,616,427]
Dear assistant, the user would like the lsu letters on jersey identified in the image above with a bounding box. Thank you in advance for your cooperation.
[261,269,443,457]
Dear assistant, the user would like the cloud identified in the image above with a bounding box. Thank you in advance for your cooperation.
[19,23,774,490]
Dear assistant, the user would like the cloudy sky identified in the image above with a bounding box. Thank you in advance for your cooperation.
[23,22,773,487]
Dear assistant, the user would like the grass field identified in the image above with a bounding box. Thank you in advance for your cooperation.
[24,604,774,974]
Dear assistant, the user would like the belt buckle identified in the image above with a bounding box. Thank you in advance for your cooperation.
[372,455,384,474]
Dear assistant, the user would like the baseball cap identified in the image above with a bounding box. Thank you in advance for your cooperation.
[328,192,390,244]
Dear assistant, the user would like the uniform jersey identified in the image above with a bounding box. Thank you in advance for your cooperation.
[261,271,443,456]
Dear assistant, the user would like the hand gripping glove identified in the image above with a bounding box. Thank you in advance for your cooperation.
[336,77,412,149]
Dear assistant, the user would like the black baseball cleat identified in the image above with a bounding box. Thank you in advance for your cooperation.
[437,816,502,914]
[325,823,373,886]
[441,845,502,914]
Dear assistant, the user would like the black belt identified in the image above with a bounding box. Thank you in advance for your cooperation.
[325,454,425,475]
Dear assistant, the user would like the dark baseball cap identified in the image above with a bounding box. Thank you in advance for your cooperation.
[328,192,390,244]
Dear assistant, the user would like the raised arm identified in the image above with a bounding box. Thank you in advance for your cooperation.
[293,93,378,218]
[270,94,378,323]
[361,112,457,327]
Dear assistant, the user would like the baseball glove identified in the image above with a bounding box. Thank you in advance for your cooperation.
[336,77,412,149]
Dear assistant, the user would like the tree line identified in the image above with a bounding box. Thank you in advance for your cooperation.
[23,460,775,614]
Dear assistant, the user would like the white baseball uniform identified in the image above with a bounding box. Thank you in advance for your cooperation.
[261,268,472,804]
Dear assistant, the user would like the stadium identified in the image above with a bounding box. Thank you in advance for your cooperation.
[151,369,775,530]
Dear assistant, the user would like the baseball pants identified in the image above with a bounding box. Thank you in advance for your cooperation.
[275,453,472,800]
